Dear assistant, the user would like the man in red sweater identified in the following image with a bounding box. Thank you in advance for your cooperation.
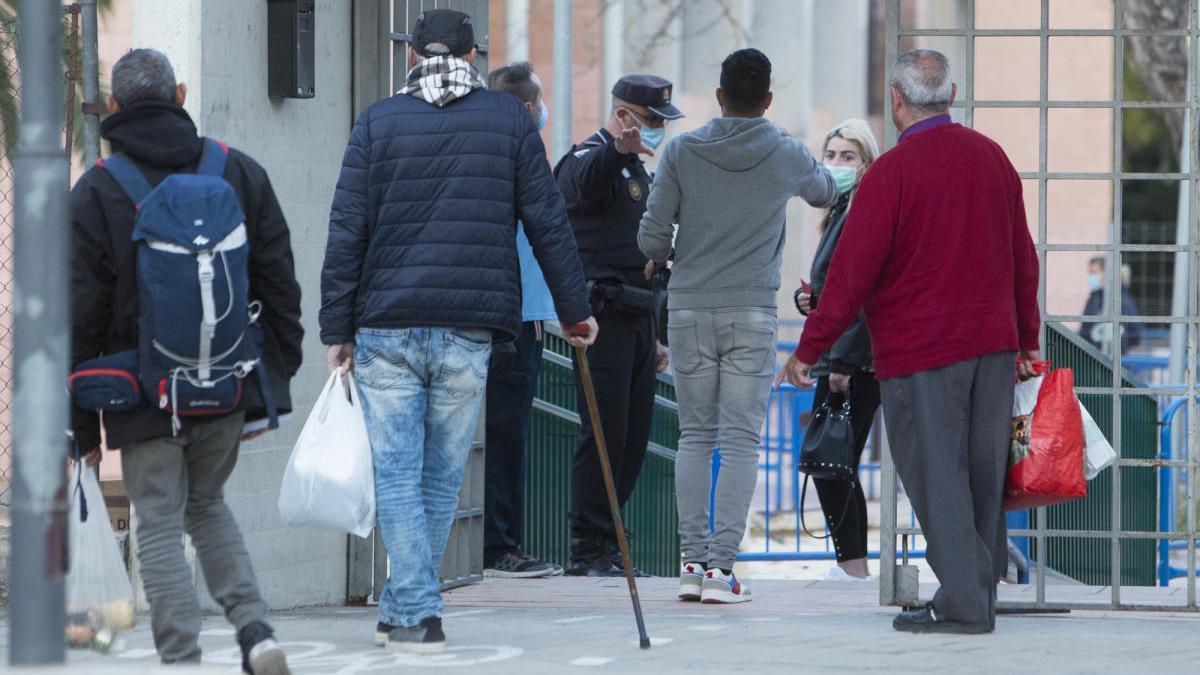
[779,49,1041,634]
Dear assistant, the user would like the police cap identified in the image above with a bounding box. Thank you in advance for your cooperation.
[611,75,684,120]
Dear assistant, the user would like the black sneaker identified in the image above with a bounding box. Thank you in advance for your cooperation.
[892,605,992,635]
[566,535,624,577]
[387,617,446,655]
[606,536,651,578]
[237,621,290,675]
[484,551,557,579]
[374,621,395,647]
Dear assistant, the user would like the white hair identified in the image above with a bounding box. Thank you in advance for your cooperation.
[891,49,953,114]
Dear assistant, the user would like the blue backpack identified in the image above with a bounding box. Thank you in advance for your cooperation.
[91,138,276,433]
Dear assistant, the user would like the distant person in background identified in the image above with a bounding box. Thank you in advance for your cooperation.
[482,62,562,579]
[793,119,881,582]
[1079,255,1142,352]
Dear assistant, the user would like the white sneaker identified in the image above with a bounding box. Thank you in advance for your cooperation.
[823,566,873,582]
[700,569,751,604]
[678,562,705,601]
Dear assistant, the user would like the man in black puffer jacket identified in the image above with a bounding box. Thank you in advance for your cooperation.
[69,49,300,674]
[319,9,595,656]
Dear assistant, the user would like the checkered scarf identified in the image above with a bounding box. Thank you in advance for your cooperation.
[398,55,484,108]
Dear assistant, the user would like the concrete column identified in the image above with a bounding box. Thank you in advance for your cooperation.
[506,0,530,64]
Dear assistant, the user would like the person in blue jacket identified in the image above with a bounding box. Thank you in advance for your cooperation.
[481,62,563,579]
[319,10,596,656]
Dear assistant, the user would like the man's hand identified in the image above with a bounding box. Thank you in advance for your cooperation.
[644,259,667,281]
[241,429,270,443]
[564,317,599,348]
[655,341,670,373]
[1017,350,1042,381]
[327,343,354,374]
[829,372,851,394]
[774,353,815,389]
[615,126,654,157]
[795,292,812,315]
[82,448,101,466]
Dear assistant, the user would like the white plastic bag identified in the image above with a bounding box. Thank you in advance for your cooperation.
[65,463,136,648]
[1079,401,1116,480]
[278,369,376,537]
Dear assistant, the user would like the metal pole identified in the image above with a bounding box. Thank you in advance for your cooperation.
[8,0,71,666]
[81,0,101,165]
[551,0,572,161]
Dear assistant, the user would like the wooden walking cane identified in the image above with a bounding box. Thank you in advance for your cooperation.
[574,344,652,650]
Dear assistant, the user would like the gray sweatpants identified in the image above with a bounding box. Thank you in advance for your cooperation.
[880,351,1015,627]
[670,308,777,571]
[121,413,268,663]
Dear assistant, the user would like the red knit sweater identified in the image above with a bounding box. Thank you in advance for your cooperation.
[795,120,1041,380]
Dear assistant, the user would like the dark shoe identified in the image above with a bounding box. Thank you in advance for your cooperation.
[238,621,290,674]
[892,605,992,635]
[386,617,446,655]
[565,557,625,577]
[484,551,557,579]
[567,534,621,577]
[374,621,394,647]
[606,535,651,578]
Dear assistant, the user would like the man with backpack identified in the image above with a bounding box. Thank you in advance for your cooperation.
[320,9,595,655]
[69,49,302,674]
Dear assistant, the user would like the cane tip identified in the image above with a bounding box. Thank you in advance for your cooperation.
[639,637,652,650]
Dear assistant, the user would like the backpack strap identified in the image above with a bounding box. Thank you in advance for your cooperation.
[196,138,229,177]
[99,153,155,207]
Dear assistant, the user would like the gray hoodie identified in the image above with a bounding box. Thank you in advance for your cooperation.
[638,117,838,311]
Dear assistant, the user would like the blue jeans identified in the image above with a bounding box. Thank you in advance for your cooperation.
[354,327,491,627]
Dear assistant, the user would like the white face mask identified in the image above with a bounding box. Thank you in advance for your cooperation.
[1087,273,1103,292]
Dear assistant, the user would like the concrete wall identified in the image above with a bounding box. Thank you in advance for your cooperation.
[132,0,354,610]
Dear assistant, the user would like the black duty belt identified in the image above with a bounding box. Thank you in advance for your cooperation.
[586,280,656,316]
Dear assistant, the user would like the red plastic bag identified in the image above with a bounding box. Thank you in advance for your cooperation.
[1005,365,1086,511]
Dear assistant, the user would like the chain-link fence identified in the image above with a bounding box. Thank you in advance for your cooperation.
[1,17,19,510]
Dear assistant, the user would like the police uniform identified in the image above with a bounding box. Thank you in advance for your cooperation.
[554,75,683,575]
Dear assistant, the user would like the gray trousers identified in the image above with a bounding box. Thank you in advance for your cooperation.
[121,413,268,663]
[670,307,777,571]
[880,351,1015,626]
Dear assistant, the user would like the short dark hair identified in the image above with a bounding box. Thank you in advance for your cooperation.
[488,62,540,105]
[112,48,177,107]
[720,48,771,113]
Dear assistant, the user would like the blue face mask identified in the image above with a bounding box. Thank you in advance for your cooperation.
[623,108,666,150]
[538,101,548,131]
[640,125,666,150]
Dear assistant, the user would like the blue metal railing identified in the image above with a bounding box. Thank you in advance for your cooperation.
[1157,395,1199,585]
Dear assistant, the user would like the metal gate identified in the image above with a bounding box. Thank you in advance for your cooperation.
[345,0,490,604]
[880,0,1200,611]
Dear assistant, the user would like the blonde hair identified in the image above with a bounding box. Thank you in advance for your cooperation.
[818,118,880,233]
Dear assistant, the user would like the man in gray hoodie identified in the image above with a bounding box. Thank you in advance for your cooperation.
[639,48,837,604]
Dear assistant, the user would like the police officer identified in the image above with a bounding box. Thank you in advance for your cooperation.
[554,75,683,576]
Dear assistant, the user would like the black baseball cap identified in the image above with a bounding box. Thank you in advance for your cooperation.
[611,74,684,120]
[412,9,475,57]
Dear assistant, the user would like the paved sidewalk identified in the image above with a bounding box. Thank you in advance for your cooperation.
[3,577,1198,673]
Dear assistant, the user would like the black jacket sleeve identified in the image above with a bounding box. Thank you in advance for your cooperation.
[69,171,115,451]
[235,151,304,381]
[828,313,872,374]
[555,139,636,216]
[516,115,591,326]
[320,110,372,345]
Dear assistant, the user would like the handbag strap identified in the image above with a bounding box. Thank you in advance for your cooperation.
[799,473,857,541]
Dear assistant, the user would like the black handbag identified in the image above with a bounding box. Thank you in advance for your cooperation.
[797,392,858,539]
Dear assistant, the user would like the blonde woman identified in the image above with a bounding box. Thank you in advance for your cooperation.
[794,119,880,581]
